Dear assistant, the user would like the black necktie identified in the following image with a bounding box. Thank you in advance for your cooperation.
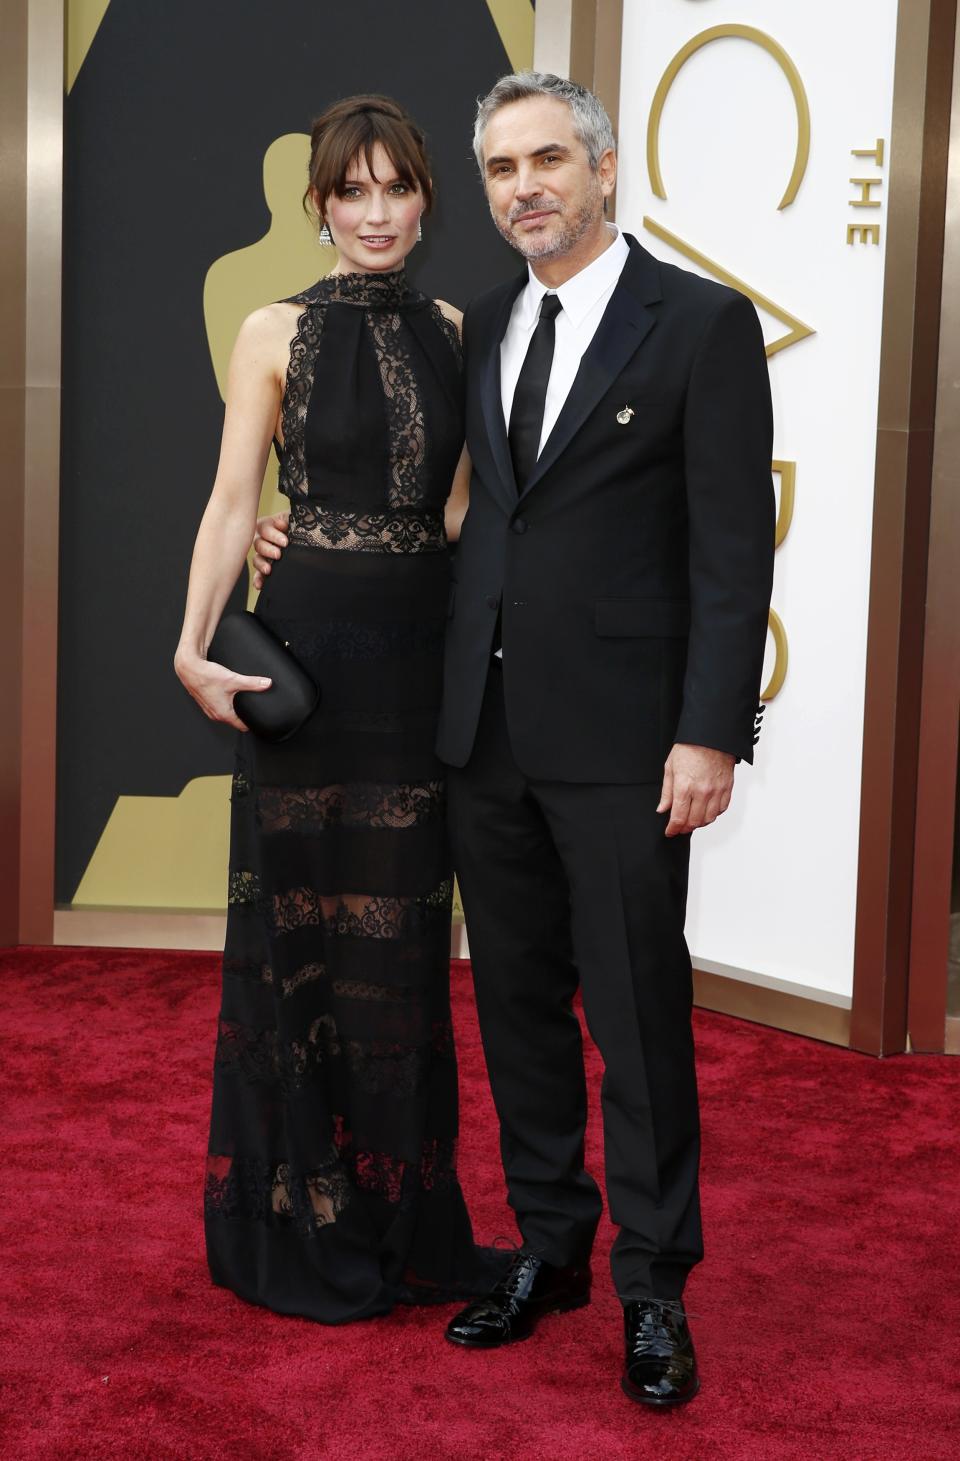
[508,292,562,490]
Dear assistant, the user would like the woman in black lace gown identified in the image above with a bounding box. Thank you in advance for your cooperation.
[176,97,497,1323]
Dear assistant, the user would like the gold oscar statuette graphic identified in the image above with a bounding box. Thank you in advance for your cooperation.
[204,133,328,403]
[74,136,331,914]
[204,132,331,608]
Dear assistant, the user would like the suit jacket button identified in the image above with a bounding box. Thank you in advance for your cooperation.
[486,595,498,610]
[512,518,528,535]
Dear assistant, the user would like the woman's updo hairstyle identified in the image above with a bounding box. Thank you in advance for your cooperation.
[305,94,434,229]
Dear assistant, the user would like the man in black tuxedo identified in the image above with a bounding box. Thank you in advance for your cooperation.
[437,73,773,1406]
[253,71,773,1407]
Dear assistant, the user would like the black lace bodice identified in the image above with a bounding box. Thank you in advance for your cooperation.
[275,268,463,555]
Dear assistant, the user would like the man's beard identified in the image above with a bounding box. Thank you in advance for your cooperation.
[493,181,603,262]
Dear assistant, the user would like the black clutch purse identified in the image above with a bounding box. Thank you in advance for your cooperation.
[208,611,319,742]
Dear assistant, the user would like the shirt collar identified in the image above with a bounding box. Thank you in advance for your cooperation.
[521,225,629,328]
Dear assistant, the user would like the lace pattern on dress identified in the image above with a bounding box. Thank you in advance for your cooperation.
[276,269,458,548]
[288,503,445,555]
[257,780,443,834]
[205,1152,350,1233]
[276,304,322,501]
[269,880,453,939]
[366,310,426,508]
[205,1131,456,1234]
[228,870,261,907]
[214,1012,453,1097]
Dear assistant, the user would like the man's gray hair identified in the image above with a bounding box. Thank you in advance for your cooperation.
[473,71,616,171]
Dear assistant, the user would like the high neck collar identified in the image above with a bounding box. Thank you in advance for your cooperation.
[298,267,411,309]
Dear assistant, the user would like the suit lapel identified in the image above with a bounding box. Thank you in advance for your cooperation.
[519,238,662,501]
[478,275,526,509]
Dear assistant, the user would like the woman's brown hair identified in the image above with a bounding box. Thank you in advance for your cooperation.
[306,94,433,226]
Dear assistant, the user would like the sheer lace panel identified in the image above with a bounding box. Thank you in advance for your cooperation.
[214,1012,453,1096]
[205,1153,349,1234]
[276,304,322,500]
[228,870,260,907]
[365,311,426,507]
[288,503,445,555]
[257,780,443,834]
[280,961,325,998]
[205,1132,456,1232]
[270,881,452,939]
[332,978,411,1004]
[224,961,415,1003]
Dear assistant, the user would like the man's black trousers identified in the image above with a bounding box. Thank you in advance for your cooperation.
[446,662,703,1301]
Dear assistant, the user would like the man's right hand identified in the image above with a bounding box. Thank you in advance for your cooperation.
[252,511,290,589]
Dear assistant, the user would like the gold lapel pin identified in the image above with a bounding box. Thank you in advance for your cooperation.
[616,406,635,425]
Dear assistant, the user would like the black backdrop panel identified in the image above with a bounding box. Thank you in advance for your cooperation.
[58,0,522,902]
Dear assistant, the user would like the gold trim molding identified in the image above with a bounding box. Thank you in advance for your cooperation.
[694,968,851,1047]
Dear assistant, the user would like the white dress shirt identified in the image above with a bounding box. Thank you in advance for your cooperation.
[500,224,630,456]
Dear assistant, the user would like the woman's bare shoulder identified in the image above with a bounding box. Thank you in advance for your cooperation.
[240,300,303,340]
[434,298,464,335]
[230,302,304,374]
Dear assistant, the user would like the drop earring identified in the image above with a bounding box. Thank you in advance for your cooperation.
[318,222,332,246]
[417,218,423,243]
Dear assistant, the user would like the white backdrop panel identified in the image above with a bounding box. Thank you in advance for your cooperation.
[617,0,900,1000]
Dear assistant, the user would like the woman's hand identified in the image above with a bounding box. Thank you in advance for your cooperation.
[252,512,290,589]
[174,649,271,733]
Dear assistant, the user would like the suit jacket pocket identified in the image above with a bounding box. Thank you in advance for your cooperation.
[594,598,691,637]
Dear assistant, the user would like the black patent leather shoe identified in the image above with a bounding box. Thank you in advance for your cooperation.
[445,1253,591,1348]
[621,1298,699,1406]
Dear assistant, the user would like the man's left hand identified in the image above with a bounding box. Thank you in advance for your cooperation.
[657,744,735,837]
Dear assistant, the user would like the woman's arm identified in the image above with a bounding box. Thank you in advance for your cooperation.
[444,444,471,542]
[174,307,285,730]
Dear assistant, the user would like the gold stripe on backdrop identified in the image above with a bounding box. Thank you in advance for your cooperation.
[65,0,111,92]
[484,0,535,72]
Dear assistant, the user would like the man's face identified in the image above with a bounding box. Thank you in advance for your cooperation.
[480,95,613,262]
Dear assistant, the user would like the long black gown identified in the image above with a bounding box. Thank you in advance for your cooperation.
[203,268,495,1323]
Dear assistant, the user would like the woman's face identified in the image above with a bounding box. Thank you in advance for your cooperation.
[322,142,424,274]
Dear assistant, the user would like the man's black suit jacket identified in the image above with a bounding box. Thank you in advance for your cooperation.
[437,234,775,782]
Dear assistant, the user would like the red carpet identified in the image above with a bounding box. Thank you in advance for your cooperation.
[1,946,958,1459]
